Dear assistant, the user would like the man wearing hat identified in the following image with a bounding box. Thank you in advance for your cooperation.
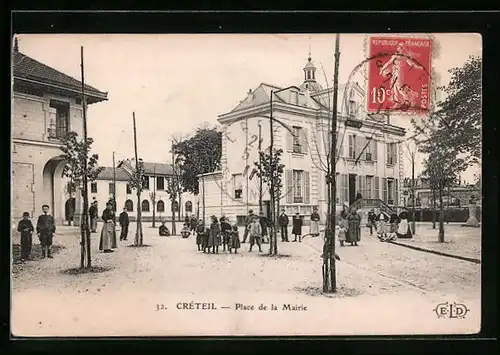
[89,200,98,233]
[242,209,256,243]
[36,204,56,258]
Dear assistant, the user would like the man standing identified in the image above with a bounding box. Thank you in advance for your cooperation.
[36,204,56,258]
[248,216,263,253]
[17,212,34,261]
[119,207,130,241]
[367,209,377,236]
[241,209,255,243]
[278,208,289,242]
[89,201,98,233]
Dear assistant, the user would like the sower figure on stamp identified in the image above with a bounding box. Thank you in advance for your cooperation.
[292,212,303,242]
[99,201,117,253]
[89,201,98,233]
[36,204,56,258]
[119,207,130,241]
[18,212,34,261]
[241,209,255,243]
[248,215,262,253]
[278,208,289,242]
[220,216,232,252]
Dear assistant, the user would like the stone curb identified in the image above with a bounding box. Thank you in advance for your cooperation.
[389,240,481,264]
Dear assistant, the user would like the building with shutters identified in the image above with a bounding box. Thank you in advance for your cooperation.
[88,159,197,221]
[11,39,108,225]
[198,55,407,225]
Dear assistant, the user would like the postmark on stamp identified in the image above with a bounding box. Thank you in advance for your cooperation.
[367,36,432,115]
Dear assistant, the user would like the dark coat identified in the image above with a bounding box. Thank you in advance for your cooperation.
[119,211,129,226]
[89,205,98,218]
[278,213,289,227]
[347,212,361,242]
[36,214,56,234]
[18,219,34,236]
[102,208,116,223]
[368,212,377,224]
[292,216,303,235]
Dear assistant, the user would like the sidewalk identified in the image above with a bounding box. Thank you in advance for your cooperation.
[389,222,481,262]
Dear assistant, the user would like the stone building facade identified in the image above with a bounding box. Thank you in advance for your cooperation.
[199,55,406,225]
[11,41,108,225]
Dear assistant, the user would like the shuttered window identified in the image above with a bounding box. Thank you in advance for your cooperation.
[366,176,373,199]
[341,174,349,203]
[382,177,388,202]
[348,135,356,159]
[374,176,380,199]
[372,140,378,161]
[286,170,293,203]
[304,171,310,204]
[387,142,398,165]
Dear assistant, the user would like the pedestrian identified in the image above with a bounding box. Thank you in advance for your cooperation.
[184,215,190,227]
[181,223,191,238]
[340,204,349,220]
[220,216,232,252]
[159,221,170,236]
[202,223,211,253]
[278,208,289,242]
[292,212,303,242]
[208,215,221,254]
[376,211,389,241]
[310,206,320,237]
[397,210,413,239]
[241,209,255,243]
[190,215,198,232]
[346,208,361,246]
[356,191,363,202]
[17,212,34,261]
[36,204,56,258]
[195,219,205,251]
[229,224,241,253]
[367,209,377,236]
[389,212,400,240]
[99,201,117,253]
[259,211,269,243]
[119,207,130,241]
[248,216,262,252]
[337,219,347,247]
[89,201,98,233]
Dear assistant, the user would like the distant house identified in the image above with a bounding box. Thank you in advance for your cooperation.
[11,39,108,224]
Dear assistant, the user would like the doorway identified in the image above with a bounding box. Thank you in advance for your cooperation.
[348,174,357,206]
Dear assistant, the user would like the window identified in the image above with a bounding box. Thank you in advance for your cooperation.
[292,126,303,153]
[185,201,193,213]
[126,184,132,194]
[232,174,243,199]
[348,134,356,159]
[366,176,373,199]
[387,142,397,165]
[125,199,134,212]
[90,182,97,193]
[293,170,303,203]
[340,174,349,203]
[108,182,115,195]
[49,100,69,139]
[172,201,179,212]
[365,138,373,161]
[387,179,394,204]
[157,200,165,213]
[141,200,150,212]
[307,71,311,80]
[142,175,150,190]
[156,176,164,190]
[348,100,356,117]
[374,176,380,199]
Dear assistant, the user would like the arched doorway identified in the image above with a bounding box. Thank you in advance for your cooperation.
[42,156,67,223]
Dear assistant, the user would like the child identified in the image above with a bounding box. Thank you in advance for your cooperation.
[159,221,170,237]
[119,207,130,241]
[17,212,34,261]
[36,204,56,258]
[208,216,222,254]
[292,213,303,242]
[229,224,241,253]
[248,216,262,252]
[195,219,205,251]
[337,220,346,247]
[181,223,191,238]
[220,216,232,252]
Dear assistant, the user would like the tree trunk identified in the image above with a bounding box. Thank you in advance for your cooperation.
[438,184,445,243]
[172,205,177,235]
[80,224,86,268]
[432,188,437,229]
[135,191,142,245]
[152,197,156,228]
[274,190,279,255]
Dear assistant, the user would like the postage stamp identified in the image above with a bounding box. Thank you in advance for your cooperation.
[367,36,432,115]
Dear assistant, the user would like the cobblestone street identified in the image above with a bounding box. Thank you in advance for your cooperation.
[12,222,481,336]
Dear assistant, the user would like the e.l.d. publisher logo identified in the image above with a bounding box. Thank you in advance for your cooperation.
[434,302,470,319]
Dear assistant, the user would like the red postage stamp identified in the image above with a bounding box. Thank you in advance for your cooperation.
[367,36,432,115]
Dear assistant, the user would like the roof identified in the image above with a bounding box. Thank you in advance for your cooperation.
[12,51,108,104]
[118,159,175,176]
[304,57,316,69]
[229,83,284,113]
[96,167,131,181]
[300,80,323,93]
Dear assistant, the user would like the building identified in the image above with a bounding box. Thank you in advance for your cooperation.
[89,159,197,221]
[199,55,406,225]
[11,39,108,224]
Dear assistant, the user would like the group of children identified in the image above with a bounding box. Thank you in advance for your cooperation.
[16,205,56,261]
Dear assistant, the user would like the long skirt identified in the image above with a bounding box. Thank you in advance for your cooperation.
[346,221,360,243]
[377,221,388,235]
[310,221,320,235]
[196,233,203,245]
[99,222,117,250]
[390,222,399,234]
[396,219,412,238]
[207,233,221,247]
[222,231,231,245]
[230,232,241,249]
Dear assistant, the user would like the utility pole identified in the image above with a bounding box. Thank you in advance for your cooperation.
[269,90,275,255]
[80,46,91,268]
[324,33,340,293]
[133,112,143,245]
[411,151,416,234]
[152,166,156,228]
[171,140,177,235]
[112,151,117,211]
[258,122,263,214]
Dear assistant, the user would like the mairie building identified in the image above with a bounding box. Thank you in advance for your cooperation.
[199,55,406,225]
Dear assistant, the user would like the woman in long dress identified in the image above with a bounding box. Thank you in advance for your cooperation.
[346,208,361,246]
[397,210,413,238]
[208,215,221,254]
[99,201,117,253]
[310,206,320,237]
[376,211,389,241]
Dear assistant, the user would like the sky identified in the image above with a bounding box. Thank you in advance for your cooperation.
[15,33,481,182]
